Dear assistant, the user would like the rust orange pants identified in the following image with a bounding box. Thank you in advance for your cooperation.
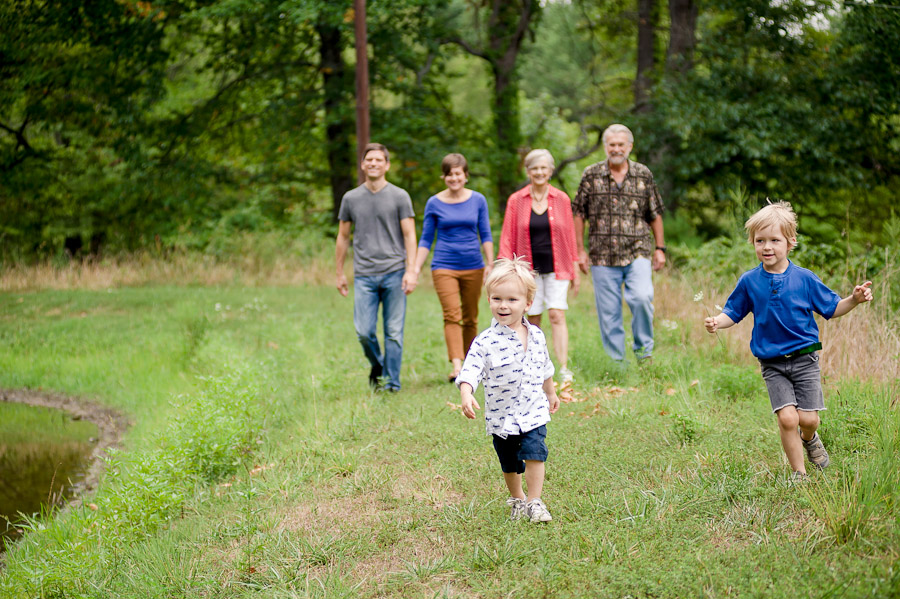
[431,268,484,362]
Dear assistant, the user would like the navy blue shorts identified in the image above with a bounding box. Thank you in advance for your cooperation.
[492,425,549,474]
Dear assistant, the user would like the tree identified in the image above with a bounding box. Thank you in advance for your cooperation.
[448,0,542,207]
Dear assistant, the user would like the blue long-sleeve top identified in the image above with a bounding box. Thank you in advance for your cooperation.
[419,191,493,270]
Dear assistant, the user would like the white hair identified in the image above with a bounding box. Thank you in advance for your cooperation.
[602,124,634,145]
[524,149,555,170]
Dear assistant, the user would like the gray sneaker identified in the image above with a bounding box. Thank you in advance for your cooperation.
[802,432,830,470]
[506,497,527,521]
[526,498,552,522]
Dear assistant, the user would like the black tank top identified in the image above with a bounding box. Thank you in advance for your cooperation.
[529,209,554,274]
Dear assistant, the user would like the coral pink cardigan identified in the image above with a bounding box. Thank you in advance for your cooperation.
[498,184,578,280]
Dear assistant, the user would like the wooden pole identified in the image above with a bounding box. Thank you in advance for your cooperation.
[354,0,370,183]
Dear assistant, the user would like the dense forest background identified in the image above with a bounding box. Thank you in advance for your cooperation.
[2,0,899,265]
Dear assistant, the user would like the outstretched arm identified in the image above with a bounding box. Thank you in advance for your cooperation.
[705,312,736,334]
[831,281,873,318]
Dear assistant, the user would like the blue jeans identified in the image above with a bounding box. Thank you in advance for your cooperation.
[590,258,654,361]
[353,268,406,390]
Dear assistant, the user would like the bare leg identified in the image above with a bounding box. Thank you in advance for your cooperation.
[798,410,820,441]
[777,406,805,473]
[528,314,542,328]
[503,472,525,500]
[524,460,545,502]
[548,309,568,369]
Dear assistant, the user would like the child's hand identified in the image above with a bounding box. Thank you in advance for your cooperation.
[704,315,718,333]
[547,392,560,414]
[460,391,480,420]
[853,281,873,304]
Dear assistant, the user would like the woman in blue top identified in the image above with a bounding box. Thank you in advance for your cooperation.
[413,153,494,382]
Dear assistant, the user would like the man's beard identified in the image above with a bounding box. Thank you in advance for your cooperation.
[608,154,628,165]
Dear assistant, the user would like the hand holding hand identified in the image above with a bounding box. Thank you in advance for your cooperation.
[402,271,418,295]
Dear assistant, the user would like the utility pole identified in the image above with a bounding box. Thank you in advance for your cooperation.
[354,0,370,182]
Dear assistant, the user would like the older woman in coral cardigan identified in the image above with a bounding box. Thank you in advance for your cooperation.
[499,149,580,384]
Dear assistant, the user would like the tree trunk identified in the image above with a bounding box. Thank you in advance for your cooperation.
[448,0,540,210]
[316,21,356,222]
[667,0,697,74]
[485,0,540,211]
[634,0,657,113]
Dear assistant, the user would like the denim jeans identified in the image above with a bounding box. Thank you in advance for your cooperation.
[353,268,406,390]
[590,258,654,361]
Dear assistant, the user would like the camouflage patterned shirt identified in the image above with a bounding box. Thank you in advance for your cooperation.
[573,160,665,267]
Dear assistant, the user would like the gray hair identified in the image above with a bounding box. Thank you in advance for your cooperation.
[524,148,555,170]
[602,124,634,145]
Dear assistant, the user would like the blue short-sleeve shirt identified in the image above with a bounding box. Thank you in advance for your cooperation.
[722,261,841,359]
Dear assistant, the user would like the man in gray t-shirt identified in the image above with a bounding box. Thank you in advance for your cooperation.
[335,143,418,392]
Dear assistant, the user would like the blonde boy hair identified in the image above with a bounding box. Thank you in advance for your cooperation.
[485,257,537,304]
[745,200,798,245]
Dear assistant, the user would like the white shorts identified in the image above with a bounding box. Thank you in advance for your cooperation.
[528,273,570,315]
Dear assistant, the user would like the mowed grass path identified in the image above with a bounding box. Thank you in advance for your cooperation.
[1,277,898,598]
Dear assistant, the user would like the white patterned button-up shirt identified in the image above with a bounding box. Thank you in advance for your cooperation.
[457,318,555,438]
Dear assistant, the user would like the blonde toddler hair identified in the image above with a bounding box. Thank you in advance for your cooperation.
[744,200,798,245]
[485,257,537,303]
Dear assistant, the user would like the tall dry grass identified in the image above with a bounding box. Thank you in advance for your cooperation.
[0,251,338,292]
[657,268,900,384]
[4,249,897,384]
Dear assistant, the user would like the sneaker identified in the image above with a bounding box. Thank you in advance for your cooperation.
[802,432,830,470]
[559,367,574,385]
[506,497,527,521]
[368,364,383,388]
[526,498,552,523]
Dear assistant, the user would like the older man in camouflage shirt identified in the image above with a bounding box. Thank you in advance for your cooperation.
[573,124,666,362]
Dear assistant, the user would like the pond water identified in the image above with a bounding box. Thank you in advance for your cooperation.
[0,402,98,550]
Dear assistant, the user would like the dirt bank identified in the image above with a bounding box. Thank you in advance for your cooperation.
[0,388,130,498]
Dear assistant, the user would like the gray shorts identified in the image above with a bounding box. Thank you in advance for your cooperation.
[759,352,826,413]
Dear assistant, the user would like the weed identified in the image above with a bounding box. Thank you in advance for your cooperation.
[671,413,701,446]
[471,536,537,571]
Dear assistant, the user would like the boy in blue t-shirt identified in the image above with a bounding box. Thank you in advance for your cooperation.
[704,201,873,480]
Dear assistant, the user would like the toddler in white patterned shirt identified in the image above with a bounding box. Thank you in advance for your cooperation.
[457,257,560,522]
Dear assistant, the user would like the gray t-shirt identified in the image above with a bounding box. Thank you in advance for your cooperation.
[338,182,415,276]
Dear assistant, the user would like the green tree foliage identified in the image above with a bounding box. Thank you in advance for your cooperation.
[0,0,170,254]
[2,0,898,259]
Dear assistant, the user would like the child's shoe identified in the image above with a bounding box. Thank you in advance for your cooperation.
[506,497,527,521]
[802,432,830,470]
[526,498,552,522]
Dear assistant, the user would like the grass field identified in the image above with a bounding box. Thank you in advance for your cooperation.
[0,266,898,598]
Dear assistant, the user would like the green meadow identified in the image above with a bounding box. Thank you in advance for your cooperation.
[0,273,898,598]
